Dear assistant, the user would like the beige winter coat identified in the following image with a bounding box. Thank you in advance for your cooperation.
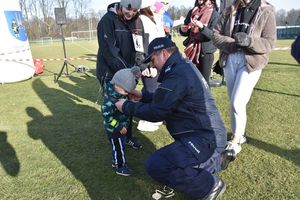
[212,0,276,72]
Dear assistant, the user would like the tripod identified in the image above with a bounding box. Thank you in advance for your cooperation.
[55,24,76,83]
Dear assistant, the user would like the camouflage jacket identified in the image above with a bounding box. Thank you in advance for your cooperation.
[101,82,130,136]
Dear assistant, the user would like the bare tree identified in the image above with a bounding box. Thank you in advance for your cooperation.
[38,0,54,20]
[73,0,91,18]
[23,1,299,41]
[19,0,29,21]
[28,0,40,17]
[38,0,55,36]
[276,9,287,26]
[168,6,190,22]
[55,0,71,9]
[286,9,300,25]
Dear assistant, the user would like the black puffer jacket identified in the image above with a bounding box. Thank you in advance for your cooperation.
[96,3,144,81]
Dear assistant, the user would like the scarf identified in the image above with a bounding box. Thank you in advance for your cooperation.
[184,5,213,64]
[232,0,261,35]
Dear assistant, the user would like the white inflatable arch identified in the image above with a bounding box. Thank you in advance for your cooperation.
[0,0,34,83]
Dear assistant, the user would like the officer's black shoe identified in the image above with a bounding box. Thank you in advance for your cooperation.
[220,149,236,171]
[200,178,226,200]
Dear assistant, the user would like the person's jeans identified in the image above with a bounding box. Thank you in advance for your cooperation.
[224,52,262,139]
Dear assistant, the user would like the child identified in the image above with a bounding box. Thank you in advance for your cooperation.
[101,66,140,176]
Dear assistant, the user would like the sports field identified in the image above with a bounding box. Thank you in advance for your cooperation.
[0,38,299,200]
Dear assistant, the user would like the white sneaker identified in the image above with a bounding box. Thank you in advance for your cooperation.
[239,135,247,144]
[226,141,242,155]
[231,135,247,144]
[137,120,159,132]
[152,121,163,126]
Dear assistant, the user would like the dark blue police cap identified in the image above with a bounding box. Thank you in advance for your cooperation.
[143,37,176,63]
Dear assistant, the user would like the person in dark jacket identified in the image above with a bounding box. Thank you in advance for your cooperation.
[179,0,219,85]
[96,0,144,149]
[291,33,300,64]
[115,37,235,200]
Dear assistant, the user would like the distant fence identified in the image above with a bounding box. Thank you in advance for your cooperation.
[277,26,300,39]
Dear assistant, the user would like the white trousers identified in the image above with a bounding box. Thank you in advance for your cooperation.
[224,52,262,138]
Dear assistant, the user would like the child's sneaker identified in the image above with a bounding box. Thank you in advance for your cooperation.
[112,162,117,168]
[116,165,132,176]
[126,137,142,149]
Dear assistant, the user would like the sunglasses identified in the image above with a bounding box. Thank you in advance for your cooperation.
[161,2,169,5]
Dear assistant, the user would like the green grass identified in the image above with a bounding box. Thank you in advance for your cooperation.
[0,38,299,200]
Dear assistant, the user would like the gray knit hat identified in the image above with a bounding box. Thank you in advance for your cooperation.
[120,0,142,9]
[110,66,141,92]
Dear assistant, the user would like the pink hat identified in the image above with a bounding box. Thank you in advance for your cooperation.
[154,1,164,12]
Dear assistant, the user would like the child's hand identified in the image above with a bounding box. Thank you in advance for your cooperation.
[128,89,142,102]
[120,127,127,135]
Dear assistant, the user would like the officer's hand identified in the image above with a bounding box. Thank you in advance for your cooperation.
[135,52,148,71]
[142,67,157,78]
[115,99,127,112]
[234,32,251,47]
[130,66,142,79]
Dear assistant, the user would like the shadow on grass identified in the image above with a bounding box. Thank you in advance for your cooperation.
[83,54,97,62]
[254,87,300,98]
[56,69,98,103]
[268,62,299,67]
[84,53,97,58]
[27,79,158,199]
[0,131,20,176]
[247,136,300,167]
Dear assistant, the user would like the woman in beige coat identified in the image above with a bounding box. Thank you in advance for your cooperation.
[212,0,276,155]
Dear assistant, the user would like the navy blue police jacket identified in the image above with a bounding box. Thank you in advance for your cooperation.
[122,51,227,149]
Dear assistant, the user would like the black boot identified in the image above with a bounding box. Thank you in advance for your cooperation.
[200,177,226,200]
[220,149,236,170]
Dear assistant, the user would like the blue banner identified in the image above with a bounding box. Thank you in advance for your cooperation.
[4,11,27,41]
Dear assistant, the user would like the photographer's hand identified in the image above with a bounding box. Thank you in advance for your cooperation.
[180,24,190,33]
[234,32,251,47]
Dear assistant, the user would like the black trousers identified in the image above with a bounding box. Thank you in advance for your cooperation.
[145,135,222,199]
[108,135,126,167]
[196,53,214,85]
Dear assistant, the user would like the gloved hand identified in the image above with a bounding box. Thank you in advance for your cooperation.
[234,32,251,47]
[131,65,142,79]
[135,52,149,71]
[142,67,158,78]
